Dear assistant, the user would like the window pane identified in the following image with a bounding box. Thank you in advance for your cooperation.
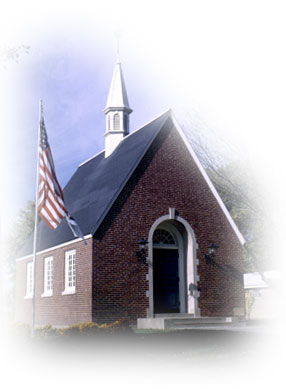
[65,250,76,291]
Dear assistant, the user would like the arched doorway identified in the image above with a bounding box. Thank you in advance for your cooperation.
[147,213,200,318]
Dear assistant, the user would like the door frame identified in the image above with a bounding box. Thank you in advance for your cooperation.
[146,210,200,318]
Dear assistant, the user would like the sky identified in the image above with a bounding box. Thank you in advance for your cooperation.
[1,0,286,386]
[0,0,285,257]
[1,0,286,242]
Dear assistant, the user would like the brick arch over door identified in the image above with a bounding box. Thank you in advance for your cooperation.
[147,213,200,318]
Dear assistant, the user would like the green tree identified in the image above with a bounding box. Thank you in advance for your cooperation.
[207,163,272,274]
[181,116,273,277]
[4,200,36,276]
[2,201,35,321]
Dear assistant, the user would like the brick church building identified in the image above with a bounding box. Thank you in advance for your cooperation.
[15,61,245,329]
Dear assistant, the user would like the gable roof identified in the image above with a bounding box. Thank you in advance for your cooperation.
[18,109,245,259]
[19,110,171,257]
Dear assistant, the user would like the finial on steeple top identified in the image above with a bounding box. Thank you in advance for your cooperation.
[114,29,121,64]
[116,37,120,63]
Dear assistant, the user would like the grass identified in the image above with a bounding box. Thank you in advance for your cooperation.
[10,318,276,370]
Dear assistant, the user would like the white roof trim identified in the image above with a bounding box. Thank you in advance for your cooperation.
[16,234,93,262]
[170,111,245,245]
[244,285,268,290]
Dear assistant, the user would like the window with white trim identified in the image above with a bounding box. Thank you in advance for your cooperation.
[43,256,53,296]
[64,250,76,293]
[25,262,34,298]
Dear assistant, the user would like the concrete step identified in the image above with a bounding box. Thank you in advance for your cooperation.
[164,317,239,329]
[137,316,244,330]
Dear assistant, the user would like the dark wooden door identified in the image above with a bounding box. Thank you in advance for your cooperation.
[153,249,180,314]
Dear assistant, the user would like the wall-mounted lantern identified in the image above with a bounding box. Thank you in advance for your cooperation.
[205,243,219,264]
[136,238,149,264]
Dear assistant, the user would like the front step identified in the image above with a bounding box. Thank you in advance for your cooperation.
[164,316,240,329]
[137,316,245,330]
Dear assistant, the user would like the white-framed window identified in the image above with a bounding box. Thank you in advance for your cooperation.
[42,256,53,296]
[63,249,76,294]
[25,261,34,299]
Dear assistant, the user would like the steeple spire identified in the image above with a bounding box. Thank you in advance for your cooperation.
[104,61,132,114]
[104,61,132,157]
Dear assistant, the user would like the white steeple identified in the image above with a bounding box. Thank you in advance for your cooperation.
[104,61,132,157]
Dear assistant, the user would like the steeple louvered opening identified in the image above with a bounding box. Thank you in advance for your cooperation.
[113,113,120,131]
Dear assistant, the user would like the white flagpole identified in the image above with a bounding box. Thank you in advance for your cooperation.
[31,99,42,337]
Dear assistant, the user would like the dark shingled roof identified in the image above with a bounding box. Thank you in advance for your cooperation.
[19,110,171,257]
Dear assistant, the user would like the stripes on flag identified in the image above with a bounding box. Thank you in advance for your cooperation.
[37,113,69,230]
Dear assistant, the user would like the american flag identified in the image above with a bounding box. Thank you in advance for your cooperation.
[37,102,86,243]
[38,111,68,229]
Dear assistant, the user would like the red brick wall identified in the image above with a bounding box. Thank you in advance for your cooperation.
[93,118,245,322]
[15,238,93,326]
[15,118,245,326]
